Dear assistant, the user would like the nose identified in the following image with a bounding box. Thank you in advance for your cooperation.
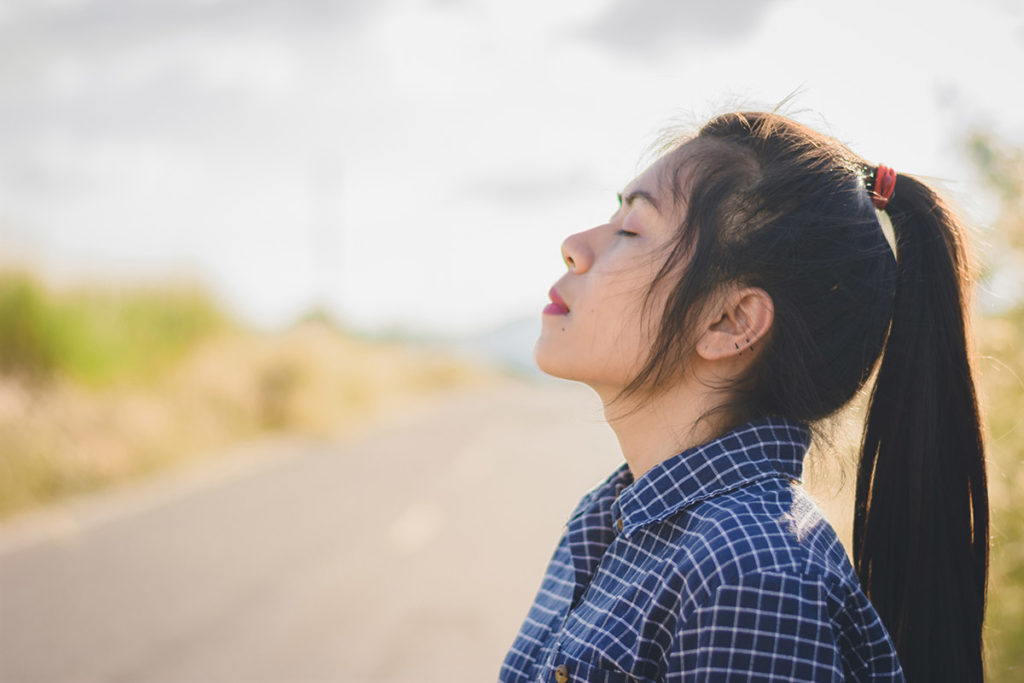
[561,229,593,273]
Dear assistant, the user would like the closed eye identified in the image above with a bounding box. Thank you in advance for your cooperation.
[617,229,638,237]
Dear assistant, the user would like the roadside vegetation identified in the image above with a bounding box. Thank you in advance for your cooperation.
[0,275,504,519]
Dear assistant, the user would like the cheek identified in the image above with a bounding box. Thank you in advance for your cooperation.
[594,266,663,336]
[583,293,658,373]
[613,281,673,371]
[612,303,660,363]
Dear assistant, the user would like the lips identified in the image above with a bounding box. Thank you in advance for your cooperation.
[544,286,570,316]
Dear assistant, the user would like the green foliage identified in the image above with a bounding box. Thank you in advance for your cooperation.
[0,271,230,386]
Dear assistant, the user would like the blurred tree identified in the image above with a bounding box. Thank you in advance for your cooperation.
[967,130,1024,256]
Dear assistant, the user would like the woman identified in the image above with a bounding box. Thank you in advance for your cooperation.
[500,111,988,682]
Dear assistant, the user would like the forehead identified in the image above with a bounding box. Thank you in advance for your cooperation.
[622,140,707,212]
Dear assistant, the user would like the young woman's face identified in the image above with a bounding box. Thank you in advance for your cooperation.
[534,153,684,395]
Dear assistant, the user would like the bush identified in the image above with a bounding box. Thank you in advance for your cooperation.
[0,273,62,381]
[0,271,229,386]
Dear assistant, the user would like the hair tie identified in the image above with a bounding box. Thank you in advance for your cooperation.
[871,164,897,211]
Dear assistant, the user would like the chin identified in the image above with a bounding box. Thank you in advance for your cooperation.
[532,336,576,380]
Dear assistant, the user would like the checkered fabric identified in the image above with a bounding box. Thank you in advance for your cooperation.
[499,416,904,682]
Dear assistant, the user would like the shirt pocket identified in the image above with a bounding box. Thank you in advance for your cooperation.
[539,655,657,683]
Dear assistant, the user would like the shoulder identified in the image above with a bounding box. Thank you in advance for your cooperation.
[662,485,904,681]
[661,482,861,679]
[668,477,856,613]
[666,567,853,682]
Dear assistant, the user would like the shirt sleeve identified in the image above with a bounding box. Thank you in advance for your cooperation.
[669,571,846,682]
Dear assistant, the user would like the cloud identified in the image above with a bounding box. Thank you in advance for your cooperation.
[575,0,792,58]
[0,0,387,166]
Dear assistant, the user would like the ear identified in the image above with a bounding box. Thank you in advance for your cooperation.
[695,286,774,361]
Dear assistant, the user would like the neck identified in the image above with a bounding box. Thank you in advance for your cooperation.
[597,373,730,480]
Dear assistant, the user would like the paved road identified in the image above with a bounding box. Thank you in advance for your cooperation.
[0,377,625,683]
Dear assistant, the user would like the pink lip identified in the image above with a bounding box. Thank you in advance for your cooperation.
[544,287,570,316]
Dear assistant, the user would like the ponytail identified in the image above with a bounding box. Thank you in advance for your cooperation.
[854,174,989,682]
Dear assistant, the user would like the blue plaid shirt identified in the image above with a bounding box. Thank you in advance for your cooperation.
[500,417,905,682]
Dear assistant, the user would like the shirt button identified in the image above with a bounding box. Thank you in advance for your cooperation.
[616,517,623,533]
[554,664,570,683]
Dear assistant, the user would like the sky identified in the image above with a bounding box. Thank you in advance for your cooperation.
[0,0,1022,337]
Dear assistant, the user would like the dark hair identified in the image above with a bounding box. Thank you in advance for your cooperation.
[615,111,988,682]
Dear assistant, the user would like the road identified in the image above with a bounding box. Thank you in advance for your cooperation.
[0,376,625,683]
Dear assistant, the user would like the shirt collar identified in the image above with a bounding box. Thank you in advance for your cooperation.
[610,416,811,538]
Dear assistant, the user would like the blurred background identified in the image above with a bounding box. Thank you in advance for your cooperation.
[0,0,1021,681]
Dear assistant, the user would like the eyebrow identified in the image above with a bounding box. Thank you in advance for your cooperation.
[617,189,661,214]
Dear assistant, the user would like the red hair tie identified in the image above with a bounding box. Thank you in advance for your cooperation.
[871,164,897,211]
